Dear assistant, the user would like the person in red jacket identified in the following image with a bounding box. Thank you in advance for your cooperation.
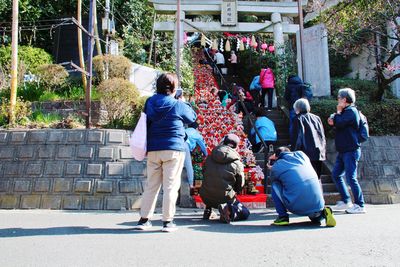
[259,67,275,110]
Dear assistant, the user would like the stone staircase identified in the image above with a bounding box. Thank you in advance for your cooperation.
[252,108,341,207]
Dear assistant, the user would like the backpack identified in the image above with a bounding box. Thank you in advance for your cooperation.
[302,83,313,100]
[358,111,369,143]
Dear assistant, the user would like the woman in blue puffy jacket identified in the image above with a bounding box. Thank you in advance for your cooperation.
[135,73,197,232]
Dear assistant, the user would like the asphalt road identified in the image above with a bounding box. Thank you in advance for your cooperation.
[1,204,400,267]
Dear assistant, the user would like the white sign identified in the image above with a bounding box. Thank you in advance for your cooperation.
[221,0,237,26]
[110,40,119,55]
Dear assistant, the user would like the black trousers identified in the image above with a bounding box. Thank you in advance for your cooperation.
[261,87,274,109]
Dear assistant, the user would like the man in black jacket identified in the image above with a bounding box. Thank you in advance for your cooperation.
[200,134,250,223]
[291,98,326,178]
[284,75,305,137]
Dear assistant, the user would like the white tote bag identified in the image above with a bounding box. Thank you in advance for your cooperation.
[129,112,147,161]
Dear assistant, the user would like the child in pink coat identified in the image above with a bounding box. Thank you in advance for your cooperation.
[259,67,275,110]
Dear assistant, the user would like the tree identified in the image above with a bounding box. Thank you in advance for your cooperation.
[314,0,400,101]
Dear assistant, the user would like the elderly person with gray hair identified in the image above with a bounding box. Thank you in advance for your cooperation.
[327,88,366,214]
[291,98,326,178]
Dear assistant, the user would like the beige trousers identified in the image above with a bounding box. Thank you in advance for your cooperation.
[140,150,185,222]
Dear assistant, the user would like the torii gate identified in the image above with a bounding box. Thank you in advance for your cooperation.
[148,0,305,75]
[148,0,331,97]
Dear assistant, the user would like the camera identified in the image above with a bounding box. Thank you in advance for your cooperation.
[175,88,183,99]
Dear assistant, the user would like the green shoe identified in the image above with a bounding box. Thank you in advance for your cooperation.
[272,216,289,226]
[324,207,336,227]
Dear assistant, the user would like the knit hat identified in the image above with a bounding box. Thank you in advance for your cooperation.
[223,134,240,149]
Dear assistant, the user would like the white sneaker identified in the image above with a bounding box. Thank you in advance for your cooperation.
[331,201,353,211]
[345,204,366,214]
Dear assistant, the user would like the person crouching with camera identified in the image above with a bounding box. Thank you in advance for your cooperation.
[267,147,336,227]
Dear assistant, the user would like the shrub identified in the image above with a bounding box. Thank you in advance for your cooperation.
[0,46,52,74]
[0,97,32,127]
[310,98,400,138]
[93,55,132,83]
[97,78,140,126]
[331,78,380,101]
[36,64,69,92]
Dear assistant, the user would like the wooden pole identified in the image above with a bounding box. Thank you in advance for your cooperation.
[86,0,95,128]
[297,0,305,80]
[77,0,87,92]
[148,13,156,65]
[9,0,18,125]
[94,4,102,56]
[176,0,181,87]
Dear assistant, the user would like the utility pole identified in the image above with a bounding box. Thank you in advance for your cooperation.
[85,0,96,128]
[77,0,87,92]
[297,0,305,80]
[176,0,181,87]
[9,0,18,125]
[105,0,110,54]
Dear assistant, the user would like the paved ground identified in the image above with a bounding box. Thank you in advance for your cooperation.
[1,204,400,267]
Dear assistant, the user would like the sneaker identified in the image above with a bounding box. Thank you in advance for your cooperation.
[331,201,353,211]
[272,216,289,226]
[203,207,212,220]
[161,221,178,232]
[218,203,231,224]
[134,218,152,230]
[345,204,366,214]
[323,207,336,227]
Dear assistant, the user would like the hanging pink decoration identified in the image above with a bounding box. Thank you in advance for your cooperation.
[242,37,247,43]
[183,32,188,44]
[268,45,275,53]
[261,43,268,50]
[252,42,258,48]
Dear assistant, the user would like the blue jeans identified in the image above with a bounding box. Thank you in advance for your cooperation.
[229,200,250,221]
[271,183,289,217]
[183,143,194,187]
[332,148,365,207]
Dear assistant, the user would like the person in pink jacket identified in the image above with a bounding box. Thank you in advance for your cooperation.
[259,67,275,110]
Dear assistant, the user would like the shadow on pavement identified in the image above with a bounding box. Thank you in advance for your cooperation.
[0,226,162,238]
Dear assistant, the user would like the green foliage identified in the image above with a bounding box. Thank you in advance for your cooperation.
[97,78,140,126]
[237,42,297,96]
[93,55,132,83]
[0,97,32,127]
[36,64,69,92]
[329,50,352,77]
[181,47,195,95]
[0,46,53,74]
[311,98,400,138]
[38,91,62,102]
[311,78,400,137]
[331,78,380,101]
[30,110,62,125]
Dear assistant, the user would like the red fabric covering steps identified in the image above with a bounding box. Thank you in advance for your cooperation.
[193,194,268,209]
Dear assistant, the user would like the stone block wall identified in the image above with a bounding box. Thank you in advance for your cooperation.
[326,136,400,204]
[0,129,146,210]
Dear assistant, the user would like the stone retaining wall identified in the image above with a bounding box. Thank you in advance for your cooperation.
[326,136,400,204]
[0,129,146,210]
[1,129,399,209]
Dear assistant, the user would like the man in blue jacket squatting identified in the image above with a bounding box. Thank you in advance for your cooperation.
[267,147,336,227]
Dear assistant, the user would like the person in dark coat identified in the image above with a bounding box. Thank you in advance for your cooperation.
[284,75,305,137]
[291,98,326,178]
[200,134,250,223]
[267,147,336,227]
